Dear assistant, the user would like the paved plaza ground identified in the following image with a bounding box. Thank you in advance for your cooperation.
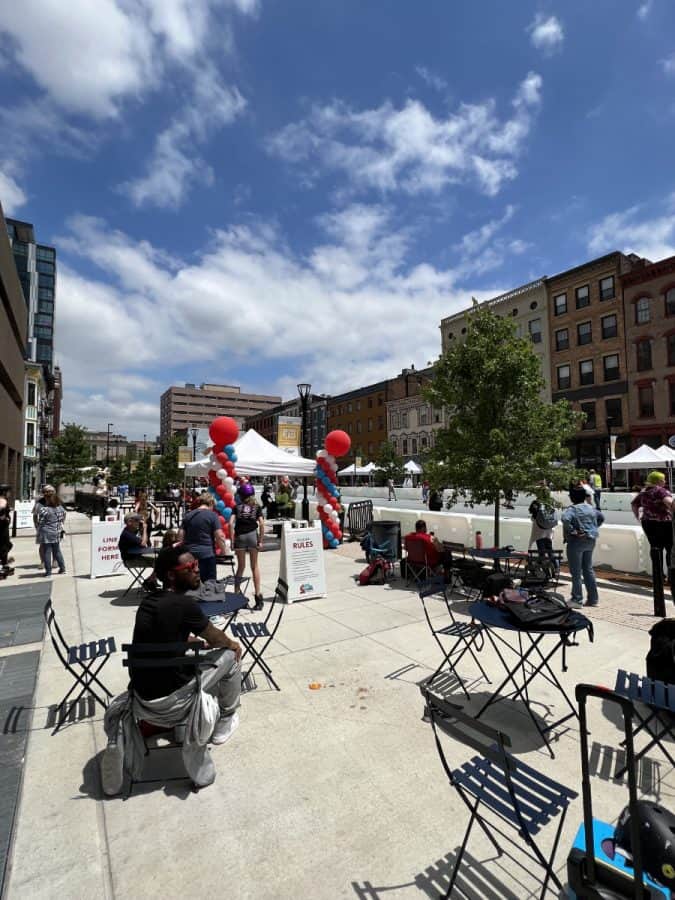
[1,513,673,899]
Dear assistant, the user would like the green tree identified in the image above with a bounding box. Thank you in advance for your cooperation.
[108,456,130,487]
[424,303,581,546]
[374,441,405,486]
[48,423,93,487]
[132,450,153,490]
[151,436,182,491]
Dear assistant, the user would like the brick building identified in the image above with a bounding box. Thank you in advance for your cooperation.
[546,251,648,472]
[621,254,675,448]
[386,366,445,461]
[327,381,389,465]
[244,394,328,458]
[160,383,280,442]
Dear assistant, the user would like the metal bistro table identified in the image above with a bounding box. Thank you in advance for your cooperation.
[468,600,593,758]
[469,547,529,578]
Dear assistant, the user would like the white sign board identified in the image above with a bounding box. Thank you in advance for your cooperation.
[15,501,34,529]
[279,522,326,603]
[90,516,124,578]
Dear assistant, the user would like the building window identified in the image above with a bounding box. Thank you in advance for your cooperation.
[27,382,36,406]
[356,421,362,433]
[636,340,653,372]
[529,318,542,343]
[668,334,675,366]
[378,415,383,428]
[412,438,418,454]
[26,422,35,446]
[356,400,361,411]
[557,364,571,390]
[603,354,620,381]
[36,246,55,261]
[401,411,408,428]
[599,276,615,301]
[391,439,397,453]
[601,314,617,339]
[667,288,675,317]
[36,260,55,275]
[421,436,428,449]
[636,297,651,324]
[605,397,622,427]
[434,409,441,423]
[367,418,373,432]
[575,285,590,309]
[38,300,54,314]
[554,293,567,316]
[639,384,655,417]
[579,359,594,386]
[580,402,596,430]
[368,397,373,408]
[348,402,352,413]
[555,328,569,351]
[670,382,675,417]
[402,439,408,455]
[419,407,428,425]
[577,321,592,346]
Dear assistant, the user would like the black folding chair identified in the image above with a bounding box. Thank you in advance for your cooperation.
[121,553,156,599]
[121,641,218,795]
[446,557,490,603]
[520,550,563,591]
[419,582,490,701]
[614,669,675,778]
[424,687,577,899]
[44,599,116,732]
[230,577,287,691]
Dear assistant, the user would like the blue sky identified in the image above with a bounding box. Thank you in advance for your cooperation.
[2,0,675,439]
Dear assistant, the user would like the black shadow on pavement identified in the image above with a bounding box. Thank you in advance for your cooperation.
[80,751,196,802]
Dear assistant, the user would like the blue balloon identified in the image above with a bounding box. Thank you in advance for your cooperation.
[224,444,235,455]
[223,507,232,520]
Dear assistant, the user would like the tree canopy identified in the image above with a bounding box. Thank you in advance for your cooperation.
[424,302,581,545]
[48,423,93,486]
[374,440,405,486]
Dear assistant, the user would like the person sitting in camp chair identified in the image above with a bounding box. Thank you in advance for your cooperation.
[403,520,448,583]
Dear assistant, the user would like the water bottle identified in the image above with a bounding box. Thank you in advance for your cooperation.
[475,531,483,550]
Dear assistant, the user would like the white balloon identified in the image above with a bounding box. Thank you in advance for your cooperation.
[323,503,332,513]
[325,454,335,465]
[224,477,234,488]
[217,468,227,481]
[330,509,339,519]
[317,449,328,458]
[329,461,338,472]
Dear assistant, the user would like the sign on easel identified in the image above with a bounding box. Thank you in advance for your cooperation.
[15,501,34,529]
[279,522,326,603]
[90,516,124,578]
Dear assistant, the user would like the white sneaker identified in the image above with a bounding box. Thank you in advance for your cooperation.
[211,712,239,745]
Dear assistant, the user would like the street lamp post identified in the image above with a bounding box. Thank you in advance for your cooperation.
[106,423,114,468]
[297,383,311,522]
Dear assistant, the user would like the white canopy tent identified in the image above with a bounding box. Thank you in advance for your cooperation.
[403,459,423,474]
[655,445,675,463]
[338,461,377,477]
[184,428,316,478]
[612,444,668,470]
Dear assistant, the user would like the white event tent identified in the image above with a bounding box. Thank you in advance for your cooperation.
[338,461,377,477]
[612,444,670,469]
[403,459,423,474]
[184,428,316,478]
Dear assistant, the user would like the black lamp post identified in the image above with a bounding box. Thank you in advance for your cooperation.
[297,382,311,521]
[106,423,114,468]
[190,425,198,461]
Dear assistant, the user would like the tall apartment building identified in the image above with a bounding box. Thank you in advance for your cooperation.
[0,202,27,497]
[546,251,647,471]
[327,381,389,465]
[6,218,58,493]
[440,279,551,400]
[160,383,281,441]
[621,254,675,449]
[386,366,445,460]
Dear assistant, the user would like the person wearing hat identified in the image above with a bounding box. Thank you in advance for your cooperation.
[632,471,673,584]
[118,512,150,558]
[562,486,605,607]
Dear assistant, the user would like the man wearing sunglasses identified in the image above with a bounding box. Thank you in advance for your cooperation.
[131,546,242,745]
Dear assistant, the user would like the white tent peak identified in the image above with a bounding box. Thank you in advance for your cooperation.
[612,444,669,469]
[184,428,316,477]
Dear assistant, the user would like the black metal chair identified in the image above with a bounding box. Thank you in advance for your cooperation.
[613,669,675,778]
[231,577,287,691]
[424,687,577,899]
[446,556,490,603]
[120,552,156,599]
[44,599,116,732]
[520,550,563,591]
[419,581,489,701]
[121,641,218,795]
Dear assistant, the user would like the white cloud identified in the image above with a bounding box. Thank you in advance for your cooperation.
[56,209,497,436]
[415,66,448,92]
[661,54,675,76]
[453,205,529,277]
[527,14,564,53]
[121,66,246,208]
[0,167,27,215]
[268,72,543,198]
[588,201,675,261]
[637,0,653,20]
[0,0,257,119]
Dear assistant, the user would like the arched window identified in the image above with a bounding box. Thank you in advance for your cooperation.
[635,296,651,324]
[667,288,675,317]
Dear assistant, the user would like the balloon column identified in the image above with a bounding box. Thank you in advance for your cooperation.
[205,416,240,541]
[315,429,351,549]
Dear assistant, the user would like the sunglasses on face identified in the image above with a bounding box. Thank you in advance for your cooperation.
[173,559,199,573]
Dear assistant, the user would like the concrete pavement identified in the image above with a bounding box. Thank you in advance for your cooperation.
[2,514,673,899]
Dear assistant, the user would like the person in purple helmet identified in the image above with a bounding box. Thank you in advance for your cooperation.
[230,483,265,610]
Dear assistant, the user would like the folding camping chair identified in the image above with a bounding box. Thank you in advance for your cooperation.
[423,687,577,899]
[230,577,287,691]
[419,581,489,701]
[613,669,675,778]
[404,535,442,588]
[121,553,156,599]
[121,640,219,796]
[44,599,116,731]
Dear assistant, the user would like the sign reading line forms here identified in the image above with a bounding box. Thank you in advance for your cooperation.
[279,522,326,603]
[90,517,124,579]
[15,501,34,529]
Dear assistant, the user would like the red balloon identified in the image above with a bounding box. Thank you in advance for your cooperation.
[325,430,351,458]
[218,516,226,527]
[216,484,227,499]
[224,493,235,506]
[209,416,239,448]
[224,460,235,473]
[216,451,229,466]
[208,470,219,485]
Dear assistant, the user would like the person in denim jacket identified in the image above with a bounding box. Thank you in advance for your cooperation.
[562,486,605,607]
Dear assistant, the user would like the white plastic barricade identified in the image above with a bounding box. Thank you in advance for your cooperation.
[14,501,34,529]
[279,522,326,603]
[90,516,124,578]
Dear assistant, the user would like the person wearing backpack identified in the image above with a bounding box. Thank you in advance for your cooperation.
[528,496,559,569]
[562,486,604,607]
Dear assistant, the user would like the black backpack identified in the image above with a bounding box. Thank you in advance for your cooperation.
[646,619,675,685]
